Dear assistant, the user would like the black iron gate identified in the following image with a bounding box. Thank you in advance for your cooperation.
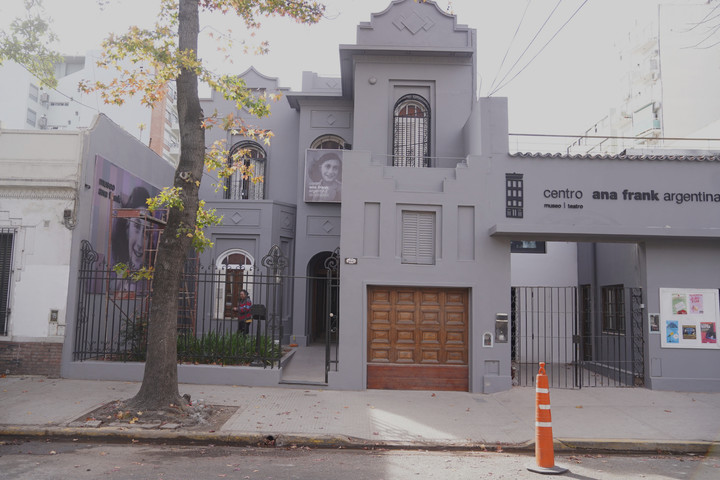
[324,248,340,383]
[511,286,645,389]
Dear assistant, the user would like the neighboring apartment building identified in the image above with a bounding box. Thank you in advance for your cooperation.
[568,1,720,155]
[0,53,180,165]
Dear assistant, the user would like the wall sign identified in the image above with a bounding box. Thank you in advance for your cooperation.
[540,187,720,210]
[659,288,719,349]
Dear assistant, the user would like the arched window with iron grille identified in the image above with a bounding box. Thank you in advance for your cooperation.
[310,134,348,150]
[392,94,430,167]
[225,141,266,200]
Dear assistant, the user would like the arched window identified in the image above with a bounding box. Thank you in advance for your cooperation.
[225,142,266,200]
[214,250,254,319]
[392,94,430,168]
[311,134,348,150]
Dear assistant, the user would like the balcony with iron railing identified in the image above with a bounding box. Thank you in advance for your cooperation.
[374,153,468,169]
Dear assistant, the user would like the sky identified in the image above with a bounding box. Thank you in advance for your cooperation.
[1,0,707,141]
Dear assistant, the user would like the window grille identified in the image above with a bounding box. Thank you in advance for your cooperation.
[225,142,266,200]
[602,285,625,333]
[215,251,254,320]
[0,229,15,336]
[393,94,430,167]
[311,135,348,150]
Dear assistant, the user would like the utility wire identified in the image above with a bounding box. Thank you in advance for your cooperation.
[488,0,531,95]
[509,132,720,142]
[14,62,99,112]
[489,0,564,97]
[490,0,589,96]
[683,3,720,31]
[682,21,720,49]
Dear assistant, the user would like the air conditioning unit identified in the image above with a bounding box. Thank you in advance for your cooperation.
[38,116,48,128]
[39,92,49,103]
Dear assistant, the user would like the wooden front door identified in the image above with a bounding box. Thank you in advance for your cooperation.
[367,286,469,391]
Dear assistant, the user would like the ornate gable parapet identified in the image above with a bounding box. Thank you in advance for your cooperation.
[236,66,289,92]
[356,0,474,51]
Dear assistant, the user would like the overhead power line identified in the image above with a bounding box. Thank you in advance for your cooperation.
[490,0,589,96]
[490,0,563,96]
[509,133,720,142]
[488,0,531,95]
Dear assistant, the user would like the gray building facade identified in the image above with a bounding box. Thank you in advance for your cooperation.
[193,0,719,393]
[40,0,718,392]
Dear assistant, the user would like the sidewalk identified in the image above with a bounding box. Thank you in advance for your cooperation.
[1,375,719,454]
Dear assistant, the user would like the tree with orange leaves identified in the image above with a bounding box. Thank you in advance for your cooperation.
[80,0,325,410]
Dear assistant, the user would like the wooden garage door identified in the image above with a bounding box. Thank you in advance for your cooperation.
[367,286,468,391]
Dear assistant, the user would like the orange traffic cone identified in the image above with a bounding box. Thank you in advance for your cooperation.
[527,362,568,475]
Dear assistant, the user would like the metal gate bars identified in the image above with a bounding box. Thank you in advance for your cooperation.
[324,247,340,383]
[511,286,645,389]
[73,241,290,367]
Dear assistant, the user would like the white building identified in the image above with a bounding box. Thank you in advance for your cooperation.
[0,53,180,165]
[568,1,720,155]
[0,114,174,376]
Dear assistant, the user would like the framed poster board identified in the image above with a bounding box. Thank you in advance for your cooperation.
[659,288,719,349]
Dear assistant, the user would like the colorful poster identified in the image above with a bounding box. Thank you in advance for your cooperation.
[660,288,720,349]
[649,314,660,333]
[666,321,679,343]
[682,325,697,340]
[672,294,688,314]
[701,322,717,344]
[689,294,704,314]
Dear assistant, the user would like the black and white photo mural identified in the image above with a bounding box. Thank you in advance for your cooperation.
[304,149,343,203]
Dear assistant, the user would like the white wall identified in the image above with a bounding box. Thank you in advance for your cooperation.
[2,201,73,339]
[511,242,578,287]
[0,62,42,130]
[659,3,720,140]
[0,130,82,341]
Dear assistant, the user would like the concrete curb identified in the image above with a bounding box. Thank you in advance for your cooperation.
[555,437,720,456]
[0,425,523,451]
[1,425,718,455]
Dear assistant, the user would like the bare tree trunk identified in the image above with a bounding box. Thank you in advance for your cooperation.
[129,0,204,410]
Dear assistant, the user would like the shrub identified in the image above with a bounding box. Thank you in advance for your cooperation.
[177,331,281,366]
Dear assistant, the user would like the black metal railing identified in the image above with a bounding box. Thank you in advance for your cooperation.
[324,247,340,382]
[73,241,289,368]
[511,286,645,389]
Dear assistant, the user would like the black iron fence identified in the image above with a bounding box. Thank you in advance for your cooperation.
[511,286,645,389]
[73,241,290,367]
